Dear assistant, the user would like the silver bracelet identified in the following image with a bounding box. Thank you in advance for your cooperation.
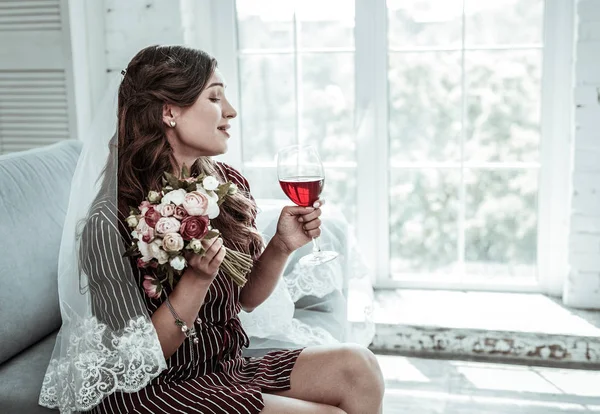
[164,296,199,344]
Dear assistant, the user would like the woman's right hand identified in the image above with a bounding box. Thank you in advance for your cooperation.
[185,237,226,282]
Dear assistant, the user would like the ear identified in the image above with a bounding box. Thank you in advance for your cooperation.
[162,103,180,127]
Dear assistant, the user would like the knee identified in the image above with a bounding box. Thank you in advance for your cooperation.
[338,344,384,398]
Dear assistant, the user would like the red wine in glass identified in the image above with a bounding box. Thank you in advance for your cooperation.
[276,145,338,266]
[279,176,324,208]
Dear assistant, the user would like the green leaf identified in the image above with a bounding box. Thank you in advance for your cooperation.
[181,164,190,179]
[186,181,198,192]
[163,172,180,189]
[204,230,220,240]
[122,242,139,258]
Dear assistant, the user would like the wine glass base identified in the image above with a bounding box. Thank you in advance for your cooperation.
[298,250,339,267]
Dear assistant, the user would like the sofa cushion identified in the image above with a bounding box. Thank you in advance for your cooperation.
[0,140,81,364]
[0,331,57,414]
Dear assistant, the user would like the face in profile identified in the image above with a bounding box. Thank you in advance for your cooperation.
[164,69,237,158]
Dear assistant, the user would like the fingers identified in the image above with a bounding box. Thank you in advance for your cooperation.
[302,218,321,231]
[298,208,322,223]
[305,228,322,238]
[202,237,223,262]
[209,244,227,267]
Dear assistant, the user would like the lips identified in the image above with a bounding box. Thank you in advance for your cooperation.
[217,124,230,137]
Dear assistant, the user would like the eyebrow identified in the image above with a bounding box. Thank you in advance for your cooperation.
[206,82,226,89]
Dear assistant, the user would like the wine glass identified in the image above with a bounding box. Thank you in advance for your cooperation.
[277,144,339,266]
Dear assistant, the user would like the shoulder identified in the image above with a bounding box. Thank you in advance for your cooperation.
[214,161,251,192]
[82,199,127,242]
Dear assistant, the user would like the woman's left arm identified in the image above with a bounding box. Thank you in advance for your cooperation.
[239,200,324,312]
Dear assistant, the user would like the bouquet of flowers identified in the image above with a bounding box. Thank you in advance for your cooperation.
[124,165,253,297]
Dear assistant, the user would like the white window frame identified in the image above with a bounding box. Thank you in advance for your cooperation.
[210,0,575,294]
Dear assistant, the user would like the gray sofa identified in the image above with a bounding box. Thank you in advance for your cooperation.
[0,141,349,413]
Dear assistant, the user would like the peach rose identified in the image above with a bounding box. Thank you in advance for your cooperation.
[183,191,209,216]
[162,233,184,253]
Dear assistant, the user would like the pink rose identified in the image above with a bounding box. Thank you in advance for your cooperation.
[154,216,181,235]
[144,206,161,228]
[174,205,188,220]
[162,233,184,252]
[142,275,162,299]
[161,203,175,217]
[142,228,154,243]
[139,200,152,215]
[135,218,155,243]
[137,258,149,268]
[183,191,209,216]
[180,215,209,241]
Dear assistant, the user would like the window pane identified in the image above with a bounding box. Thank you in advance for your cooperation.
[465,50,541,162]
[244,166,357,225]
[300,53,355,162]
[239,55,296,163]
[236,0,294,49]
[390,169,460,274]
[389,52,462,162]
[297,0,354,49]
[387,0,463,48]
[464,0,544,46]
[465,168,538,279]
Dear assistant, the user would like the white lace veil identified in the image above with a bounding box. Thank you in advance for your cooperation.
[38,75,167,413]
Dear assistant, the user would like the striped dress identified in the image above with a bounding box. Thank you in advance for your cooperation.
[85,162,303,414]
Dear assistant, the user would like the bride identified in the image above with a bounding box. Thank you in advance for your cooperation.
[38,44,383,413]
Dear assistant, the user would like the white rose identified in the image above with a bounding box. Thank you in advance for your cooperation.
[126,215,138,228]
[189,238,203,253]
[207,198,220,219]
[202,176,219,191]
[148,190,162,203]
[170,256,186,271]
[137,240,153,262]
[149,239,169,264]
[161,188,186,206]
[227,183,238,195]
[196,185,219,202]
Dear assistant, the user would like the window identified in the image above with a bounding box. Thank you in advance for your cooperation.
[216,0,572,291]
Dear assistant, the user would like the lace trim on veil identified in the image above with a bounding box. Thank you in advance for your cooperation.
[39,315,166,412]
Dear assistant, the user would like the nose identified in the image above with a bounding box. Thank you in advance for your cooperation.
[223,99,237,120]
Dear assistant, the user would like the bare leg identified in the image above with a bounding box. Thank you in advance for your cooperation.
[260,394,346,414]
[266,344,385,414]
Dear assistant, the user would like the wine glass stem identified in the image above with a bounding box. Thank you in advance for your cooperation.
[312,237,322,255]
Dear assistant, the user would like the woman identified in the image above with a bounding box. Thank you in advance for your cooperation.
[41,45,384,414]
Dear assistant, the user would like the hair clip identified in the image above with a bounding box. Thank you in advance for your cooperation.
[121,69,127,76]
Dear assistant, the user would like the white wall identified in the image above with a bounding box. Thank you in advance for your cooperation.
[564,0,600,308]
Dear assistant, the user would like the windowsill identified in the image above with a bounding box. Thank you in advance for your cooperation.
[366,289,600,368]
[371,289,600,337]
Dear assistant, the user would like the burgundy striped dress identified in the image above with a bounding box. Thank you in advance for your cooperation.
[86,162,303,414]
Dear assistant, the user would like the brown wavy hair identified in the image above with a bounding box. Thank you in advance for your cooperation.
[116,45,263,255]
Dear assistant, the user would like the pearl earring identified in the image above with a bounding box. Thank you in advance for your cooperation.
[169,120,176,128]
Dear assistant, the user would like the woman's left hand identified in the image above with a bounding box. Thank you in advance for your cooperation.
[272,199,325,255]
